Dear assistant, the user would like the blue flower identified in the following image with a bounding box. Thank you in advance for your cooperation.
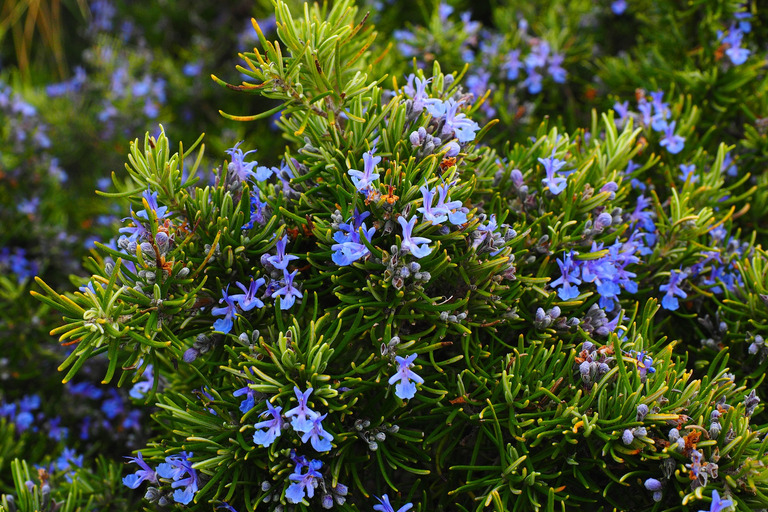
[522,69,543,94]
[388,353,424,400]
[285,386,319,433]
[301,412,334,452]
[547,53,566,83]
[434,183,467,225]
[47,417,68,441]
[373,494,414,512]
[699,490,733,512]
[679,163,698,183]
[503,49,523,80]
[212,286,238,333]
[417,184,447,225]
[659,269,688,311]
[550,250,581,300]
[226,141,259,182]
[613,100,630,128]
[118,212,151,241]
[332,213,376,266]
[425,98,480,143]
[348,151,381,193]
[252,400,284,447]
[286,458,323,504]
[101,389,124,419]
[721,24,750,65]
[54,447,83,482]
[272,269,303,310]
[242,193,269,229]
[659,121,685,154]
[650,91,670,132]
[398,216,432,259]
[136,189,169,221]
[266,237,299,270]
[129,365,154,400]
[233,381,257,414]
[231,277,266,311]
[122,452,158,489]
[638,98,653,127]
[539,150,568,195]
[629,350,656,380]
[611,0,627,15]
[156,452,198,505]
[403,74,431,113]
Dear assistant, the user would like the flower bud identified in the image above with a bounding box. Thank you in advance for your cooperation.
[594,212,613,230]
[644,478,662,492]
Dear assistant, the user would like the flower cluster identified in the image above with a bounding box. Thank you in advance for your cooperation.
[614,90,685,154]
[125,451,198,505]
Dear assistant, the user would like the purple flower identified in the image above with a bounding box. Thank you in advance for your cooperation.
[398,216,433,258]
[550,250,581,300]
[266,237,299,270]
[285,386,319,433]
[700,490,733,512]
[332,213,376,266]
[286,458,323,504]
[659,269,688,311]
[123,452,158,489]
[659,121,685,154]
[119,212,151,241]
[212,286,238,333]
[388,353,424,400]
[374,494,414,512]
[539,150,568,195]
[301,413,334,452]
[272,269,303,310]
[348,151,381,193]
[403,74,431,113]
[226,141,259,182]
[252,400,284,447]
[417,184,447,225]
[231,278,266,311]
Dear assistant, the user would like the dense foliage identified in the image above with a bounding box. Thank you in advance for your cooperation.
[2,0,768,511]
